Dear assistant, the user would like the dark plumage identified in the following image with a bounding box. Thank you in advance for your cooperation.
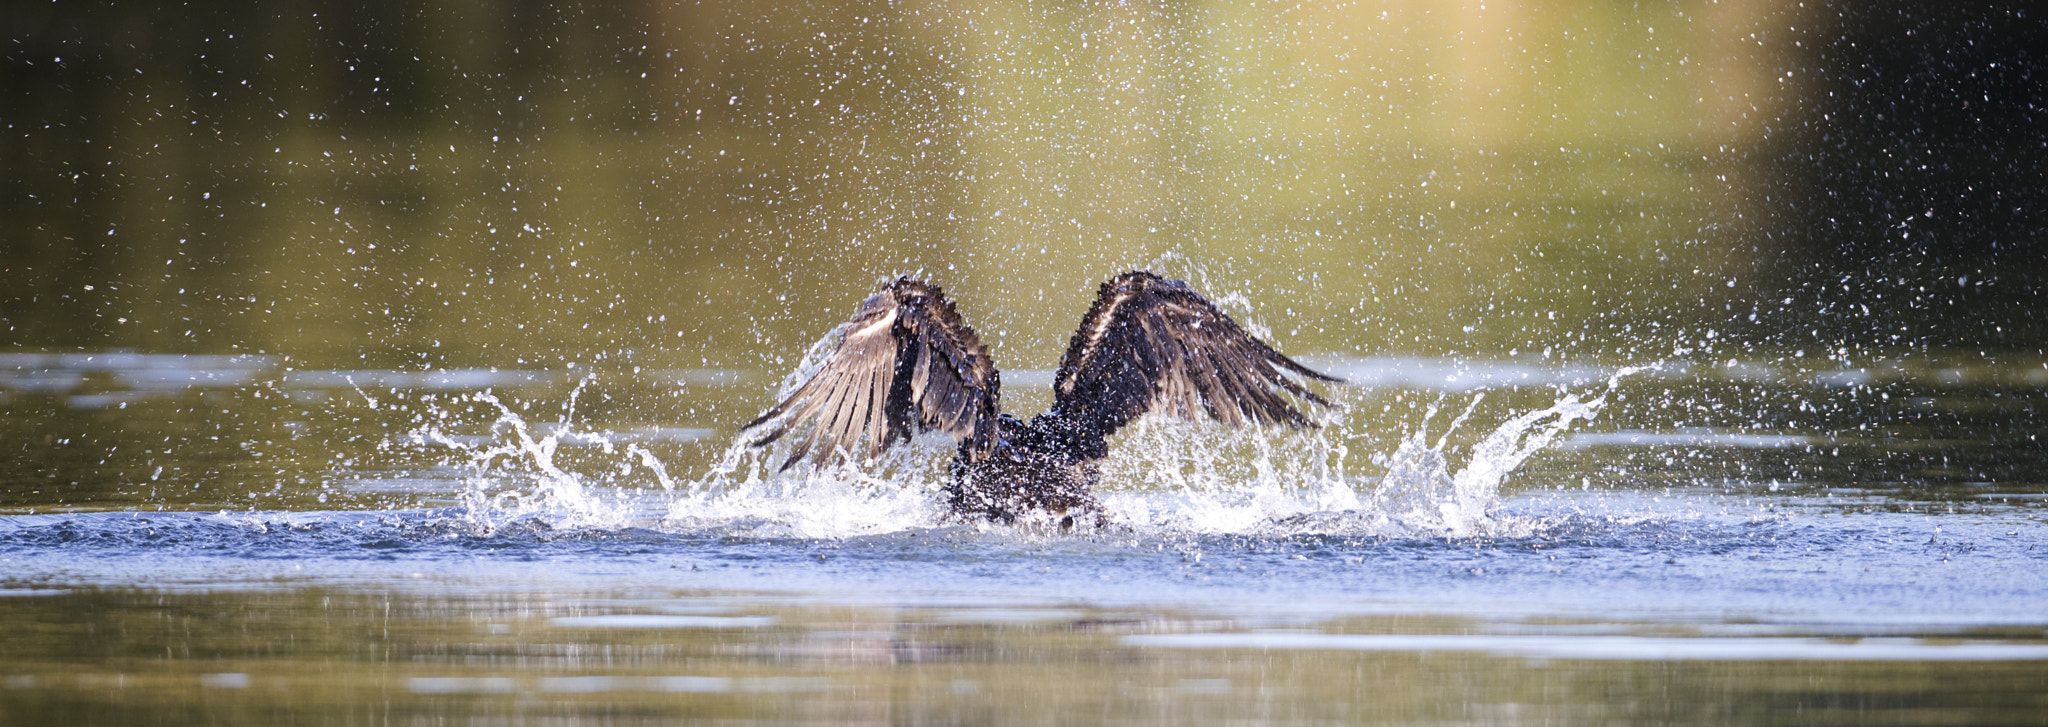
[741,271,1340,527]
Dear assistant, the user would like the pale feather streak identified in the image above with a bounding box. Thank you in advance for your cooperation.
[740,279,998,470]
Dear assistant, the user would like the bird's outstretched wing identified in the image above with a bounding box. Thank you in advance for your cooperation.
[742,277,1000,470]
[1050,271,1339,442]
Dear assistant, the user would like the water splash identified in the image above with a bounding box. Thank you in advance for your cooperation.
[406,376,646,531]
[663,438,953,538]
[661,366,1643,539]
[1104,367,1644,537]
[662,323,956,538]
[383,321,953,538]
[392,331,1643,539]
[1095,416,1361,534]
[1361,374,1629,536]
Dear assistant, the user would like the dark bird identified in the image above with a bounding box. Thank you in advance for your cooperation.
[740,271,1340,527]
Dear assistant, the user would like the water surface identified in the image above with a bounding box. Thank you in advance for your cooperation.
[4,353,2045,725]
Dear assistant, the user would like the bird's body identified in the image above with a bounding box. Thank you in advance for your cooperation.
[741,271,1338,526]
[944,412,1105,524]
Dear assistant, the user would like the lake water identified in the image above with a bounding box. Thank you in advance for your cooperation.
[4,351,2045,725]
[8,0,2045,722]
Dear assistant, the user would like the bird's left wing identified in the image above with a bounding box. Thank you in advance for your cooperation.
[1049,271,1339,443]
[741,278,1000,469]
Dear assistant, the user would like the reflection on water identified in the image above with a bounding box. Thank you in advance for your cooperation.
[2,584,2045,725]
[12,0,2039,371]
[1127,633,2048,662]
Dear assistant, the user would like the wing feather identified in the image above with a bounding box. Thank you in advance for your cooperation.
[1050,271,1339,442]
[742,278,1000,469]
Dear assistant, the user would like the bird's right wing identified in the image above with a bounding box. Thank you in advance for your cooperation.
[741,278,1001,469]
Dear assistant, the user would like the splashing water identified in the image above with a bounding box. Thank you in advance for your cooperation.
[395,325,1643,538]
[660,321,959,537]
[1094,416,1360,534]
[1361,370,1637,536]
[667,438,955,538]
[1096,367,1642,537]
[405,376,647,531]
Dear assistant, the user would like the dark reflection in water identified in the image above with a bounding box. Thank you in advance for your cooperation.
[7,0,2042,369]
[2,586,2045,726]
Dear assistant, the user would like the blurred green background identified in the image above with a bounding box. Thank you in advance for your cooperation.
[5,0,2044,373]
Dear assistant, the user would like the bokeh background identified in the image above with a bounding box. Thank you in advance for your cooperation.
[8,8,2048,722]
[5,0,2044,372]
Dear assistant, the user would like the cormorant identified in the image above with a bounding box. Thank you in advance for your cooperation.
[740,270,1340,526]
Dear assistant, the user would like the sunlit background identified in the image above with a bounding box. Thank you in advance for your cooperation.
[8,0,2041,373]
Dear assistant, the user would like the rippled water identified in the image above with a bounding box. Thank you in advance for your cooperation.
[3,352,2045,724]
